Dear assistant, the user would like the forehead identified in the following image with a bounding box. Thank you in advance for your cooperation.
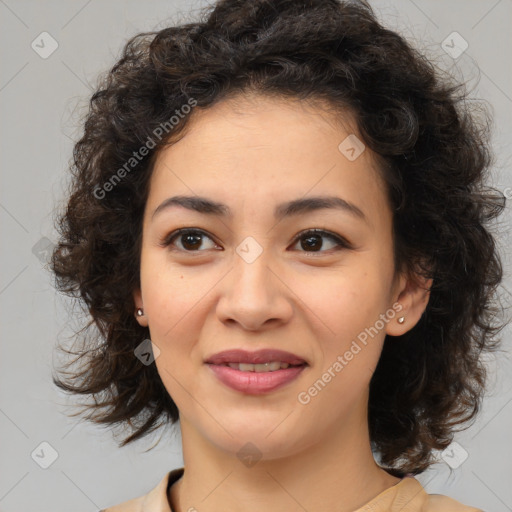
[147,93,391,229]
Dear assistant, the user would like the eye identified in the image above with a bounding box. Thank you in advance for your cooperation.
[290,229,352,253]
[161,228,352,254]
[161,229,219,252]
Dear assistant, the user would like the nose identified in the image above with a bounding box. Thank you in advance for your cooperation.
[215,246,294,331]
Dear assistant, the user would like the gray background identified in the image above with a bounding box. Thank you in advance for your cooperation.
[1,1,511,511]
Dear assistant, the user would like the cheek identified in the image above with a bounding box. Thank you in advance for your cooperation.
[298,278,388,415]
[297,266,391,336]
[140,252,199,331]
[144,269,205,402]
[140,255,218,370]
[296,266,393,397]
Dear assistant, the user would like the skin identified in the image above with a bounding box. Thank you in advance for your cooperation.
[133,92,432,512]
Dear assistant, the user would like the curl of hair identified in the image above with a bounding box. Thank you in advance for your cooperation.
[51,0,506,473]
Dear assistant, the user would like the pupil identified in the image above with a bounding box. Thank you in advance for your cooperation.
[302,234,321,251]
[181,233,323,251]
[183,234,201,250]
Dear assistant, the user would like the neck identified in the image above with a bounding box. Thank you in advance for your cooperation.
[169,408,401,512]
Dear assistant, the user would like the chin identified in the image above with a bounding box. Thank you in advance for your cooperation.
[205,424,312,463]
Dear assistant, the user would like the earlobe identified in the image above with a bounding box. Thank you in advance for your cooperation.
[132,288,149,327]
[386,272,432,337]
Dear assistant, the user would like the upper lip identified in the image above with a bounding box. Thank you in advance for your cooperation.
[205,349,307,366]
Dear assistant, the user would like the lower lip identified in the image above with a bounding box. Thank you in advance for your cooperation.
[207,364,306,395]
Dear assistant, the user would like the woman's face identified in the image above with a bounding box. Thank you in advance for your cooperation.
[133,93,410,459]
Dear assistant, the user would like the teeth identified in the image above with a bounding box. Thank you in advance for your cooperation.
[227,361,291,372]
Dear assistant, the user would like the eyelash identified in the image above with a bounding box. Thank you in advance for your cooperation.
[160,228,352,255]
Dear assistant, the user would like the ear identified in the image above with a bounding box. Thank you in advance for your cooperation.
[385,271,432,336]
[132,287,148,327]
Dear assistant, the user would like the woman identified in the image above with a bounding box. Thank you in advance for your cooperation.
[50,0,505,510]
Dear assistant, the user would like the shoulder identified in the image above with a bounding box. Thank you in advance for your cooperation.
[423,493,484,512]
[357,476,484,512]
[398,477,484,512]
[100,468,184,512]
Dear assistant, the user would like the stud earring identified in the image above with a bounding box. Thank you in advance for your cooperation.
[397,316,405,324]
[136,308,144,316]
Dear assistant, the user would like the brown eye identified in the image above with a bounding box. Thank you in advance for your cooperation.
[161,228,351,254]
[290,229,351,253]
[162,229,218,252]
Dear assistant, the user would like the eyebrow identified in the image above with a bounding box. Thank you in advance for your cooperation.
[151,195,367,222]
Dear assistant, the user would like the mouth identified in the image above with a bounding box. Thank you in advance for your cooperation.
[217,361,305,372]
[205,348,308,367]
[205,349,308,394]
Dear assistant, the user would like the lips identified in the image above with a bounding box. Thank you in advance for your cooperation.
[205,349,307,366]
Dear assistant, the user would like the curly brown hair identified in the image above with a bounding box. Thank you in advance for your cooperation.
[50,0,506,475]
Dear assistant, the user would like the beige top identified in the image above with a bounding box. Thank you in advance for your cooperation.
[100,467,483,512]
